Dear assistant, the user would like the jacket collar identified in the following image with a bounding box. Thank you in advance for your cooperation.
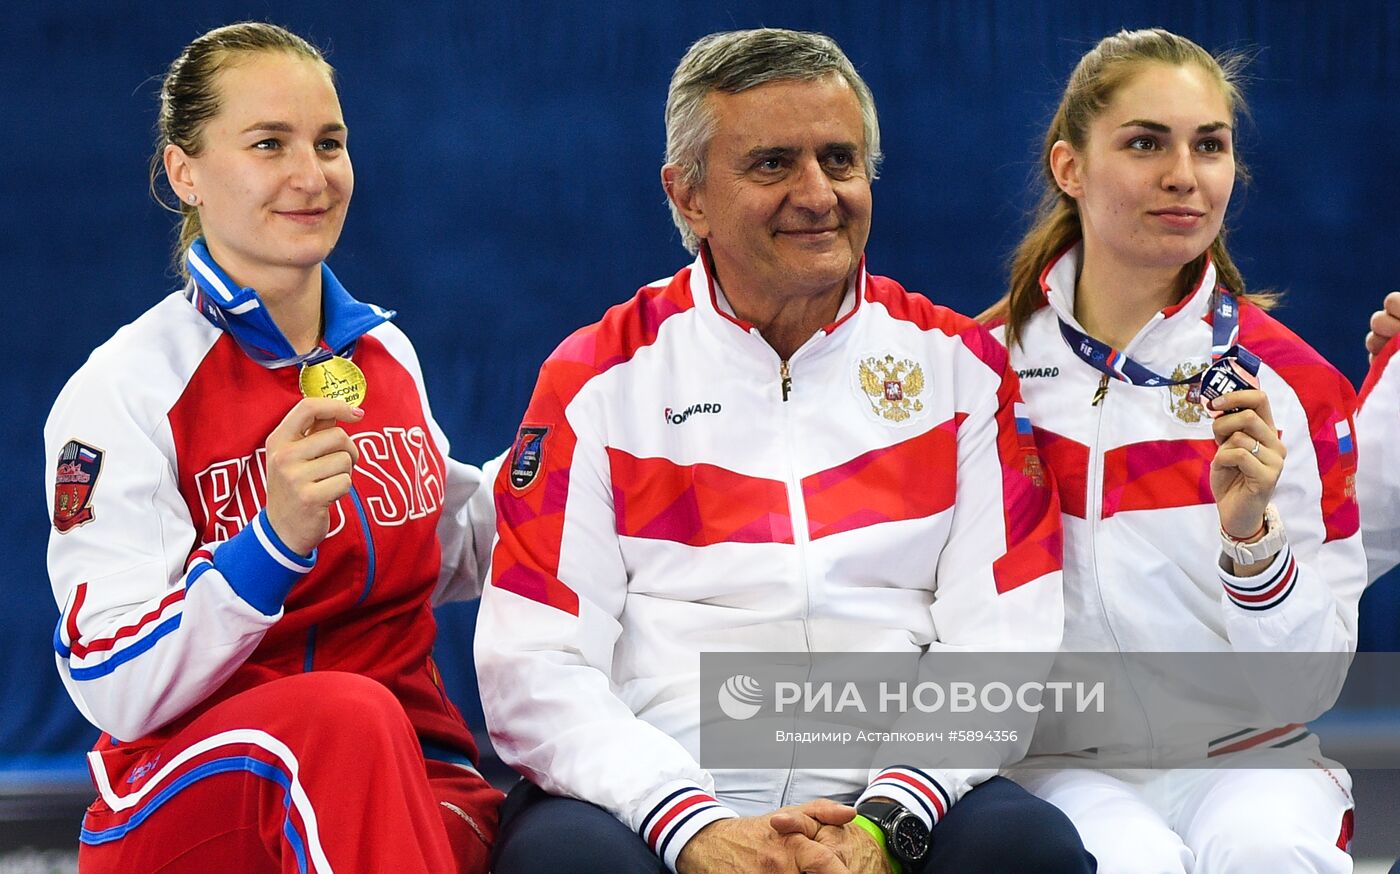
[688,244,865,340]
[1039,242,1218,343]
[184,238,394,368]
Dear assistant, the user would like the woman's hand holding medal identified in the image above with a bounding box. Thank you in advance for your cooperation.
[263,397,364,557]
[1208,386,1285,550]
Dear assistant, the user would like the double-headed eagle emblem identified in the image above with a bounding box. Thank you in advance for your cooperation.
[1167,361,1209,424]
[858,354,925,422]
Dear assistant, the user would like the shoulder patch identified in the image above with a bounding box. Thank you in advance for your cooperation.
[53,439,104,532]
[508,426,550,492]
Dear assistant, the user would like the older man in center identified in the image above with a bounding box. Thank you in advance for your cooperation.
[477,28,1096,874]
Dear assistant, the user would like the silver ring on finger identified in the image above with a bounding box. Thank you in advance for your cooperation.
[1250,438,1262,457]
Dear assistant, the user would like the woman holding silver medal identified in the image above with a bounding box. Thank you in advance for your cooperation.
[981,29,1366,873]
[43,22,501,872]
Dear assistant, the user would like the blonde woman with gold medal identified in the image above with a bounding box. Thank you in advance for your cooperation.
[43,22,501,872]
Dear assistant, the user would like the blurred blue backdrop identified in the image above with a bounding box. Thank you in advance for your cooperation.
[4,1,1397,778]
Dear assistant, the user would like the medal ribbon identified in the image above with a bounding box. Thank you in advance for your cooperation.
[1057,288,1240,387]
[184,238,395,368]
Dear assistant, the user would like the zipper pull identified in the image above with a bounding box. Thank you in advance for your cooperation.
[780,360,792,402]
[1090,374,1110,407]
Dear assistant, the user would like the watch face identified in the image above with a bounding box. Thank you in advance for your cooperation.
[892,814,931,862]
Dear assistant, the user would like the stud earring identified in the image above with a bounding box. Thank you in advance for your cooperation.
[187,193,198,205]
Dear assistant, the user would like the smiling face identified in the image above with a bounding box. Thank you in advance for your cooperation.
[1053,62,1235,279]
[167,50,352,289]
[668,73,872,309]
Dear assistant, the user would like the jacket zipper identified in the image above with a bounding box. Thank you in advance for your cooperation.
[303,487,378,667]
[349,486,378,606]
[1090,374,1110,406]
[1083,378,1156,752]
[775,350,815,806]
[302,624,318,672]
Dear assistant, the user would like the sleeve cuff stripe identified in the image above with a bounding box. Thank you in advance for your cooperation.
[888,764,952,812]
[1221,545,1292,592]
[252,513,314,572]
[1225,555,1294,599]
[655,802,726,863]
[1224,554,1297,609]
[216,514,307,615]
[1230,578,1298,611]
[644,790,718,851]
[872,768,948,819]
[639,786,707,838]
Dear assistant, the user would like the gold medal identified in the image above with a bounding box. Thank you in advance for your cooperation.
[299,355,367,407]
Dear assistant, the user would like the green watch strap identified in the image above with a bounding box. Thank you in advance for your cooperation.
[851,814,903,874]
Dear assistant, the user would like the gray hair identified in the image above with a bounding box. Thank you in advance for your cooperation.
[663,28,883,253]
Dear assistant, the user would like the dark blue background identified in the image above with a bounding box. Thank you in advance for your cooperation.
[4,1,1397,774]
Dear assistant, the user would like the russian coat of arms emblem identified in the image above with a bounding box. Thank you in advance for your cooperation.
[1167,361,1209,424]
[858,354,926,423]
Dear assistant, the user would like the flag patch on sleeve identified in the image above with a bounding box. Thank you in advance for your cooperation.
[1335,419,1354,457]
[53,440,104,532]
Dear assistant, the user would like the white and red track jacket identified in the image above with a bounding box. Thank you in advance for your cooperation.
[476,253,1064,871]
[997,245,1366,761]
[45,242,494,782]
[1356,336,1400,582]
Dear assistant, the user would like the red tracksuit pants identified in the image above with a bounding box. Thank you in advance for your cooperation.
[76,671,502,873]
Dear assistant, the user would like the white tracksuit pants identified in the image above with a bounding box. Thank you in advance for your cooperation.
[1009,756,1354,873]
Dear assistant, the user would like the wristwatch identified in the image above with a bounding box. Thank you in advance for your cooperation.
[856,798,931,868]
[1219,503,1286,566]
